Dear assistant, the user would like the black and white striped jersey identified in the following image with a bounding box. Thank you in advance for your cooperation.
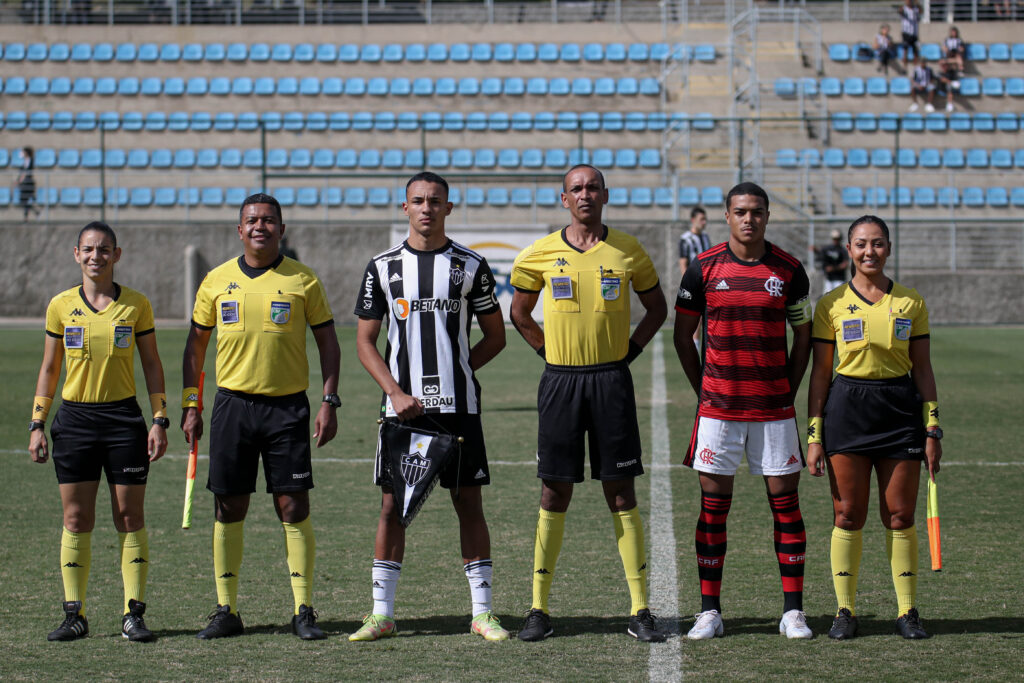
[354,239,501,416]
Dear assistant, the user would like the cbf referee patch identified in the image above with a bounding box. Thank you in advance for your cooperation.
[842,318,865,342]
[894,317,912,341]
[601,276,621,301]
[113,325,133,348]
[270,301,291,324]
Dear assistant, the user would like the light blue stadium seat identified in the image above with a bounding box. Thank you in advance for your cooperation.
[465,188,485,207]
[442,112,464,131]
[639,78,660,95]
[288,148,311,169]
[841,186,864,207]
[651,42,673,61]
[982,77,1004,96]
[966,148,989,168]
[973,113,994,131]
[271,43,293,62]
[560,43,581,62]
[386,77,409,96]
[823,148,845,168]
[259,111,282,131]
[306,112,326,131]
[587,77,613,96]
[237,112,258,131]
[426,149,450,169]
[48,77,71,96]
[472,43,493,62]
[200,188,223,207]
[590,148,612,168]
[844,77,865,96]
[457,77,480,95]
[422,112,442,131]
[157,43,180,62]
[162,77,184,96]
[215,148,239,168]
[336,149,356,169]
[774,77,796,97]
[522,148,543,168]
[1012,188,1024,207]
[616,77,638,96]
[829,43,851,62]
[873,112,896,132]
[1007,78,1024,96]
[630,187,653,207]
[515,42,536,62]
[624,112,646,131]
[358,149,381,169]
[531,111,553,131]
[345,77,366,96]
[5,76,27,95]
[433,77,455,96]
[475,149,497,169]
[870,148,893,167]
[627,43,649,62]
[538,43,558,62]
[535,187,558,206]
[676,186,698,205]
[227,77,251,96]
[608,187,628,207]
[394,112,416,131]
[450,43,471,62]
[505,187,530,207]
[298,77,320,96]
[282,111,304,131]
[865,187,888,208]
[28,77,49,95]
[694,44,716,62]
[526,77,548,95]
[225,42,247,61]
[967,43,987,61]
[177,188,199,207]
[121,111,142,131]
[427,43,447,62]
[52,111,73,131]
[646,112,667,131]
[959,78,980,96]
[555,112,577,130]
[294,43,314,63]
[989,43,1010,61]
[151,187,175,207]
[56,187,81,207]
[920,42,941,61]
[945,112,969,131]
[33,148,56,168]
[481,77,502,96]
[94,43,114,61]
[309,148,333,169]
[193,148,217,169]
[919,148,941,168]
[98,111,119,130]
[494,42,514,62]
[1014,43,1024,61]
[80,148,102,168]
[351,112,373,131]
[277,77,298,95]
[129,188,152,207]
[797,77,818,96]
[866,77,887,96]
[315,77,340,96]
[897,148,916,167]
[205,43,226,62]
[328,112,350,131]
[654,187,674,207]
[502,77,524,96]
[380,149,403,169]
[902,113,924,132]
[3,43,23,62]
[568,149,590,165]
[776,149,798,168]
[94,77,116,96]
[701,186,723,205]
[571,78,592,96]
[550,78,570,96]
[25,43,45,61]
[890,77,911,96]
[848,148,869,168]
[172,148,195,169]
[57,149,81,169]
[181,43,202,62]
[70,43,91,61]
[991,148,1012,168]
[615,148,638,168]
[987,187,1008,208]
[375,111,396,131]
[851,112,876,132]
[832,112,853,132]
[821,77,841,96]
[583,43,604,62]
[103,148,125,168]
[332,44,356,63]
[496,149,520,169]
[544,148,567,168]
[938,186,959,206]
[925,113,946,132]
[49,43,71,61]
[605,42,626,62]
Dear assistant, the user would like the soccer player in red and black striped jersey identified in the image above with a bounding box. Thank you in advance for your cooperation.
[673,183,814,640]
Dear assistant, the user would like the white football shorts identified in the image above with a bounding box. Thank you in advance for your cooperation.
[689,416,804,476]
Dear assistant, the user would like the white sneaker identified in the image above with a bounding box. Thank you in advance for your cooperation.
[925,103,935,113]
[908,103,919,112]
[951,80,961,89]
[779,609,813,639]
[945,102,954,112]
[687,610,724,640]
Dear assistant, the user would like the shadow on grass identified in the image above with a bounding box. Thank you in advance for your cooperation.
[802,613,1024,638]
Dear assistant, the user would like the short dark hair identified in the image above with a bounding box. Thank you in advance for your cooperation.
[690,206,706,219]
[847,215,891,242]
[725,182,770,211]
[562,164,605,191]
[239,193,283,222]
[405,171,449,196]
[78,221,117,247]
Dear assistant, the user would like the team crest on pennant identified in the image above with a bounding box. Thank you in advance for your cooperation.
[450,267,466,286]
[270,301,291,324]
[601,277,621,301]
[400,450,430,486]
[113,325,133,348]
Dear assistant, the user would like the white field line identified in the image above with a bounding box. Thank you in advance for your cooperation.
[648,333,682,682]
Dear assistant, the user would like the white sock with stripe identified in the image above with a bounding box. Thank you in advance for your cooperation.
[372,559,401,618]
[464,559,493,617]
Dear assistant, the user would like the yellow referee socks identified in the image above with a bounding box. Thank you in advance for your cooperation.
[119,528,149,613]
[613,508,649,615]
[887,526,918,617]
[531,508,566,614]
[282,517,315,614]
[213,521,244,614]
[60,528,91,614]
[830,527,863,615]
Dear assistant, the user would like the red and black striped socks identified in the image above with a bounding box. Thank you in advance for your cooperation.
[696,491,732,613]
[768,490,806,613]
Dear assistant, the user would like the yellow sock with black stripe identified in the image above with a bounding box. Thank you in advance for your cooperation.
[213,521,244,614]
[887,526,918,617]
[531,509,565,614]
[282,517,315,614]
[119,528,149,613]
[60,528,90,614]
[613,507,648,615]
[830,527,862,615]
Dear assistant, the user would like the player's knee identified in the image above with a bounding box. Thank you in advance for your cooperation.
[883,509,916,530]
[62,509,96,533]
[833,509,866,530]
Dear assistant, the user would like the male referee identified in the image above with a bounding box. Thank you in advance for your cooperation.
[510,165,668,642]
[181,193,341,640]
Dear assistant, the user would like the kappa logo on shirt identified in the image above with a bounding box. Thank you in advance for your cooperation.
[846,303,860,313]
[225,282,240,292]
[553,257,569,267]
[69,308,86,317]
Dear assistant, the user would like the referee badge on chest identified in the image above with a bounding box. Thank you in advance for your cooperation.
[550,275,573,300]
[601,276,621,301]
[220,300,240,324]
[894,317,912,341]
[842,318,865,342]
[270,300,291,324]
[64,326,85,349]
[113,325,133,348]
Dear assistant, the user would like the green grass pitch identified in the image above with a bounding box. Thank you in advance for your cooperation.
[0,325,1021,681]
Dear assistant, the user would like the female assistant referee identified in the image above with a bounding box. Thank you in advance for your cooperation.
[28,221,168,642]
[806,215,941,641]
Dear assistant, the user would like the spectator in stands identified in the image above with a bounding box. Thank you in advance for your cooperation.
[898,0,923,67]
[819,229,850,295]
[909,56,938,113]
[942,26,966,74]
[934,57,960,112]
[678,206,711,279]
[873,23,897,74]
[16,146,39,221]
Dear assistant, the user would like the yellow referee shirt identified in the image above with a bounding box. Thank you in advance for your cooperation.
[812,280,930,379]
[192,255,334,396]
[45,284,155,403]
[511,226,660,366]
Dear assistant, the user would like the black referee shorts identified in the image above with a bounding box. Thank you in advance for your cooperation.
[537,361,644,483]
[824,374,925,461]
[375,412,490,490]
[208,389,313,495]
[51,398,149,485]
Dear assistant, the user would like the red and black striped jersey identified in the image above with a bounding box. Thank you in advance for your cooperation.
[675,241,812,421]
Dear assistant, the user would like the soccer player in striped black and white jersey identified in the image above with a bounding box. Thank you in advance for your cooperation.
[351,172,509,642]
[673,182,814,641]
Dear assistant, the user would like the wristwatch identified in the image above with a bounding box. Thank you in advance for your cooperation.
[29,420,45,432]
[153,417,171,428]
[925,427,943,440]
[323,393,342,408]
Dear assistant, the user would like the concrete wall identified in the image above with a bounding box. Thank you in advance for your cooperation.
[5,221,1021,324]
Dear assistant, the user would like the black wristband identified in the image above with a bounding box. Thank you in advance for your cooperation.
[625,339,644,364]
[536,345,545,360]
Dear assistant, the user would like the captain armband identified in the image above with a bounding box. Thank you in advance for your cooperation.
[31,395,53,423]
[807,416,824,445]
[182,387,200,409]
[150,393,168,419]
[786,296,813,326]
[922,401,940,428]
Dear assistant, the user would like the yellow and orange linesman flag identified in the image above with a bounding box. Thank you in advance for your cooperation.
[927,476,942,572]
[182,372,205,530]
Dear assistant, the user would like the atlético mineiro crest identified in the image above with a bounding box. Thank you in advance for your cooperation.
[450,267,465,286]
[401,451,430,486]
[764,275,784,297]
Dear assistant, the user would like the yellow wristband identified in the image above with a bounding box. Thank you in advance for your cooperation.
[32,395,53,422]
[182,387,200,409]
[150,393,168,419]
[923,401,940,428]
[807,416,824,445]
